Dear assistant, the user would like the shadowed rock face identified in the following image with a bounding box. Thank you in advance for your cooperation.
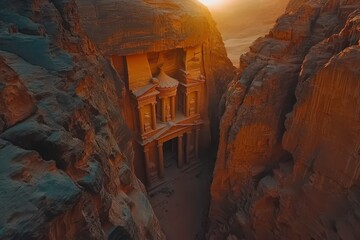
[0,0,161,239]
[209,0,360,239]
[75,0,235,143]
[0,0,233,239]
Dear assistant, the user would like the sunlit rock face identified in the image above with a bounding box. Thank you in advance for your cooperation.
[73,1,235,193]
[74,1,235,188]
[0,0,233,239]
[0,0,164,238]
[209,0,360,239]
[210,0,289,66]
[75,0,235,143]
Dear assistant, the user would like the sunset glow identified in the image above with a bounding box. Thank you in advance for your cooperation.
[198,0,224,7]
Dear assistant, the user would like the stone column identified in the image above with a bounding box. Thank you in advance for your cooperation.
[161,98,166,122]
[178,135,184,168]
[171,96,176,120]
[157,142,164,178]
[186,131,192,163]
[185,93,189,117]
[138,106,144,134]
[195,127,200,160]
[144,146,152,188]
[151,103,156,130]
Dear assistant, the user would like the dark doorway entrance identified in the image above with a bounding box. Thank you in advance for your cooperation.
[163,138,178,169]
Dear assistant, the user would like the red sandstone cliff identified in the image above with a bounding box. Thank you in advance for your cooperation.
[0,0,233,239]
[0,1,163,239]
[74,0,235,145]
[210,0,289,65]
[209,0,360,239]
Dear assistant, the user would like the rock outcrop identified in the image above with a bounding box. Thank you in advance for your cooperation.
[209,0,360,239]
[74,0,235,143]
[0,0,158,239]
[0,0,233,239]
[210,0,289,65]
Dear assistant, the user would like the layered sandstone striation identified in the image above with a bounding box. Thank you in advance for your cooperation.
[0,0,233,239]
[209,0,360,239]
[0,0,158,239]
[75,0,235,143]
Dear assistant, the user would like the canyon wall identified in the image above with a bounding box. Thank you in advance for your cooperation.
[0,0,163,239]
[74,0,235,146]
[209,0,360,239]
[210,0,289,65]
[0,0,233,239]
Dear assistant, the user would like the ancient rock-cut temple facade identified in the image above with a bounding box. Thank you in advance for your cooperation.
[111,45,206,188]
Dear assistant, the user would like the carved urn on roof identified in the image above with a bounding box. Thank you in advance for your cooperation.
[155,68,179,122]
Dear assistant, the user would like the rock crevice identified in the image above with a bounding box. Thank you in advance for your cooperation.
[209,1,360,239]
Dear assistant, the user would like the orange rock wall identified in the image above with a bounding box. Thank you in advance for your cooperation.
[76,0,235,148]
[0,0,233,239]
[0,0,163,239]
[209,1,360,239]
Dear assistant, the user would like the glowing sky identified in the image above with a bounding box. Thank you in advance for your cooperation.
[197,0,234,8]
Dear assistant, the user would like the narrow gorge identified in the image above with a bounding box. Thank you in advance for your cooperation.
[0,0,359,240]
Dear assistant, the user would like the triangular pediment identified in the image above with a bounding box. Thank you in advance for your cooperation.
[132,83,159,99]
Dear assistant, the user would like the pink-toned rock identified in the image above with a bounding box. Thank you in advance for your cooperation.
[0,0,164,239]
[75,0,235,142]
[209,1,360,239]
[0,0,233,239]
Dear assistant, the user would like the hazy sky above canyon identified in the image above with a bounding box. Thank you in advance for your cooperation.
[198,0,237,8]
[200,0,288,66]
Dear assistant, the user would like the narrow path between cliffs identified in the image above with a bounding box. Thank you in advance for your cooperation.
[149,154,214,240]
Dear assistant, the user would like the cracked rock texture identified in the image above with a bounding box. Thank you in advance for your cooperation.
[209,0,360,239]
[0,0,233,239]
[75,0,235,142]
[0,0,164,239]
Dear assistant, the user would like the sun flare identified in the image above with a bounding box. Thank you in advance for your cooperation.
[198,0,223,7]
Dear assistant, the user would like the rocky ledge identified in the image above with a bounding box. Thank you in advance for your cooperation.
[0,0,234,239]
[209,0,360,239]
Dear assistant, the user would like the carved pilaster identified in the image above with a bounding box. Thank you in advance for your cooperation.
[151,103,156,130]
[138,106,144,134]
[157,142,164,178]
[144,146,152,188]
[185,93,190,117]
[161,98,166,122]
[171,96,176,120]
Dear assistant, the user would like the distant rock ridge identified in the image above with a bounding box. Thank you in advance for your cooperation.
[209,0,360,239]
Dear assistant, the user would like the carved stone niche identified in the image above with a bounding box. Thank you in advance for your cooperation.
[126,53,160,136]
[155,68,179,122]
[178,81,203,117]
[131,84,159,135]
[176,45,205,117]
[184,45,203,81]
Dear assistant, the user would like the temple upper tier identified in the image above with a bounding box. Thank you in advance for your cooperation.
[111,45,206,188]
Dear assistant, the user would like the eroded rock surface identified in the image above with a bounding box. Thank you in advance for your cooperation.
[0,0,163,239]
[75,0,235,142]
[0,0,233,239]
[209,0,360,239]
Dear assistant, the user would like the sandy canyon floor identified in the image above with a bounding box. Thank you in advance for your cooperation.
[149,156,214,240]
